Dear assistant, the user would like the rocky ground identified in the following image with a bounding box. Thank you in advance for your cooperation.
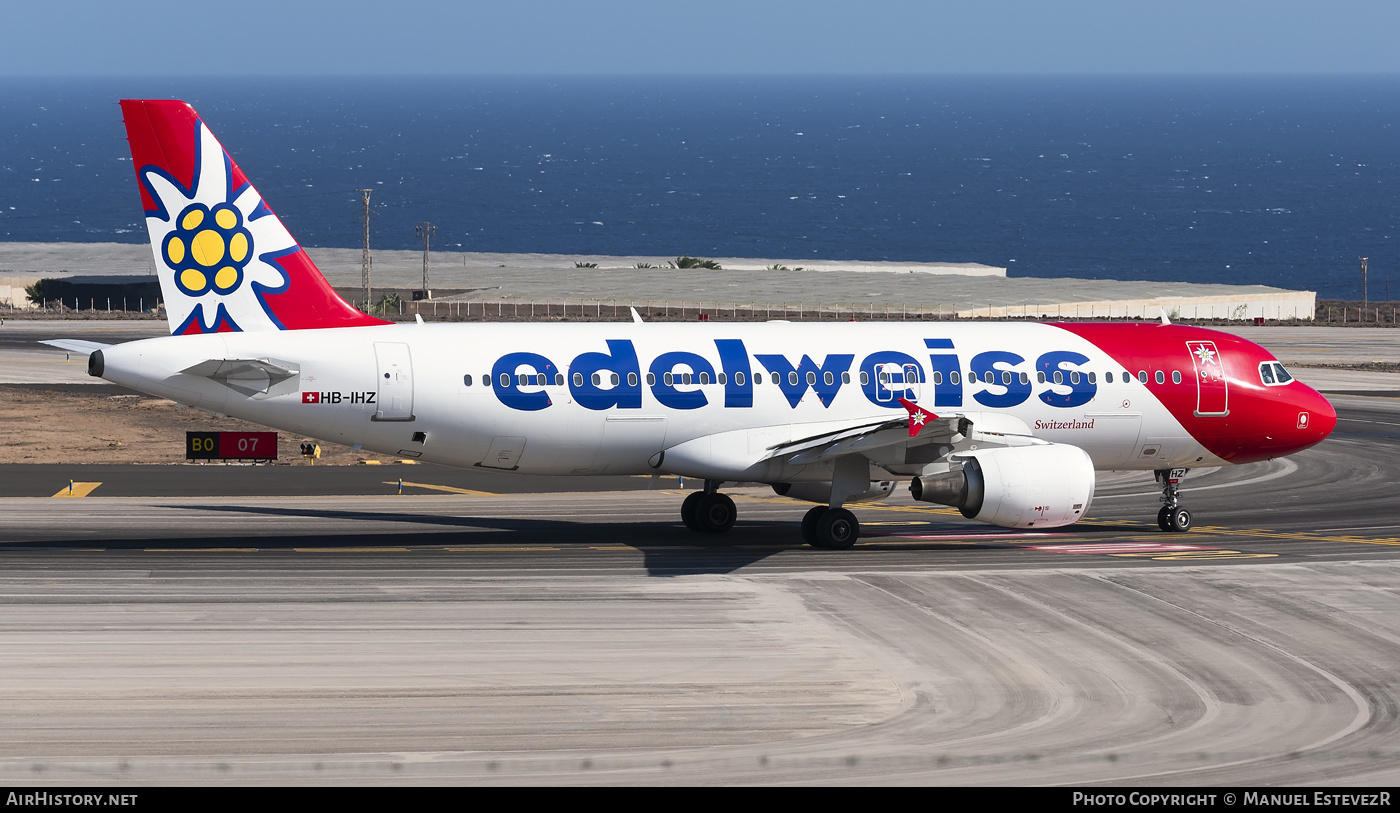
[0,384,399,466]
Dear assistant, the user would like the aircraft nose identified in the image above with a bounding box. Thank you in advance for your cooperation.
[1295,384,1337,446]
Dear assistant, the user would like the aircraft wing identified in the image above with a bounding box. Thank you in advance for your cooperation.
[39,339,112,354]
[758,399,1039,467]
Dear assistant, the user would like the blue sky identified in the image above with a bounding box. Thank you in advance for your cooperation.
[6,0,1400,75]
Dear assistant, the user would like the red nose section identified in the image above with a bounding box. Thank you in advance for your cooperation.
[1294,384,1337,451]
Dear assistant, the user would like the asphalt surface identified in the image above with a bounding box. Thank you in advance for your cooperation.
[0,396,1397,785]
[1,324,1399,785]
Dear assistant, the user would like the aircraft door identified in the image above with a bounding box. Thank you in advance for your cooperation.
[1185,340,1229,417]
[875,363,920,403]
[373,342,415,421]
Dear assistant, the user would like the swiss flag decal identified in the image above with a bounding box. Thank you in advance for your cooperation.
[302,392,320,404]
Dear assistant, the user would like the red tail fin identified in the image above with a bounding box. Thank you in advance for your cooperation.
[120,99,389,334]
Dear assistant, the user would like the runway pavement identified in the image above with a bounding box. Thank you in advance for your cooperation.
[0,394,1398,785]
[1,325,1399,785]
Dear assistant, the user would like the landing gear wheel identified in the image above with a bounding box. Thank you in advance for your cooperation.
[696,493,737,534]
[1157,505,1173,532]
[681,491,704,531]
[816,507,860,550]
[1166,506,1192,533]
[801,506,829,548]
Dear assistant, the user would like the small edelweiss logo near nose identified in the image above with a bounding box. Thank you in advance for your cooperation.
[162,203,252,297]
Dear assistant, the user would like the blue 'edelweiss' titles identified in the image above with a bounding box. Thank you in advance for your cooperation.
[490,339,1098,412]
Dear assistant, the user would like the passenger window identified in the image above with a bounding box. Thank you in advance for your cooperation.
[1088,372,1097,384]
[1070,371,1080,385]
[984,371,994,384]
[1053,371,1063,385]
[1172,371,1182,384]
[736,372,746,386]
[824,371,834,385]
[463,374,472,386]
[950,371,960,385]
[1274,363,1292,383]
[772,372,780,384]
[627,372,638,387]
[1155,371,1165,384]
[573,372,583,386]
[1138,371,1148,383]
[718,373,727,385]
[932,371,943,385]
[789,371,799,386]
[608,373,618,386]
[682,373,692,385]
[1019,372,1029,385]
[879,371,890,384]
[1104,371,1113,383]
[807,371,817,385]
[555,373,564,386]
[646,373,656,385]
[1001,371,1011,385]
[841,372,850,384]
[537,374,546,386]
[1037,371,1046,384]
[592,373,601,386]
[500,373,510,388]
[664,372,674,386]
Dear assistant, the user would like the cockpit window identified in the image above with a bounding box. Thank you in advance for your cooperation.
[1259,361,1294,386]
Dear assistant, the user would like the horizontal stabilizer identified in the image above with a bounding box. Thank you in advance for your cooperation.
[181,358,299,396]
[39,339,112,354]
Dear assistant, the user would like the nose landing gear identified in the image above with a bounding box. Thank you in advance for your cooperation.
[1155,468,1192,532]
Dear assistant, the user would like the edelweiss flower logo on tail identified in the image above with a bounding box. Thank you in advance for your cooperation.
[140,121,295,334]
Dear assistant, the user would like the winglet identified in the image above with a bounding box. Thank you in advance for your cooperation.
[1160,307,1171,325]
[898,397,938,437]
[631,307,644,323]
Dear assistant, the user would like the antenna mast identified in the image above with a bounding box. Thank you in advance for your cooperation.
[416,221,436,299]
[358,189,374,309]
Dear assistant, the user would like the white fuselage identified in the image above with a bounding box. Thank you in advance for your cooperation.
[97,321,1221,479]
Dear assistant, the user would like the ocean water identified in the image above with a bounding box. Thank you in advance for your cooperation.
[0,75,1397,298]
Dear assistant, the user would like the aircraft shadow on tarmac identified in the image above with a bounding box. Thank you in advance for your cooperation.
[21,502,1149,576]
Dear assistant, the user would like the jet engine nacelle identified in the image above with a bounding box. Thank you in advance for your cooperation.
[909,444,1095,529]
[773,480,896,505]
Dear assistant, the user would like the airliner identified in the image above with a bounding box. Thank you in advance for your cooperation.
[49,100,1338,549]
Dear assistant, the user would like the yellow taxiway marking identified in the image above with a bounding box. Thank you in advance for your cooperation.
[52,482,101,498]
[384,481,497,497]
[1111,550,1279,561]
[146,548,257,553]
[293,547,410,553]
[445,546,560,552]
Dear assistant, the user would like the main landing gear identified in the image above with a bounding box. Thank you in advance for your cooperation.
[800,505,861,550]
[1155,468,1192,533]
[680,480,737,534]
